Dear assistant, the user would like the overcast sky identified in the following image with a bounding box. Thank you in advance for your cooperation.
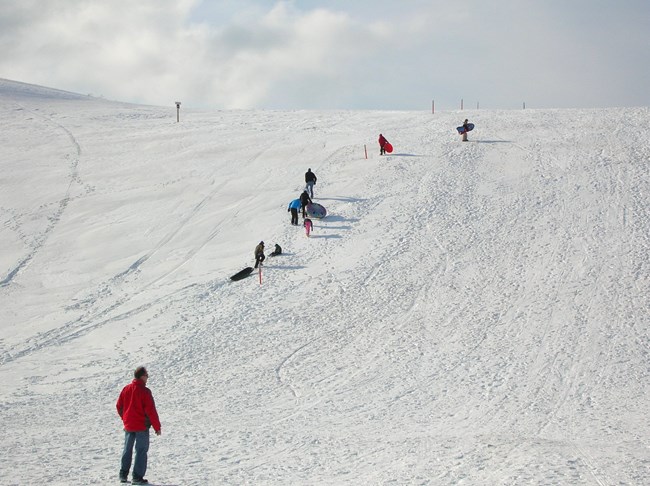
[1,0,649,110]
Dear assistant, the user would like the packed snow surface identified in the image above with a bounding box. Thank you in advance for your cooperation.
[0,79,648,485]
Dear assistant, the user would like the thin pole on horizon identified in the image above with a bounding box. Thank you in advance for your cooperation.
[461,99,464,110]
[175,101,181,122]
[432,100,435,114]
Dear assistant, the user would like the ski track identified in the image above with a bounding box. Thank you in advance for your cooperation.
[0,86,648,485]
[0,103,82,287]
[0,129,302,365]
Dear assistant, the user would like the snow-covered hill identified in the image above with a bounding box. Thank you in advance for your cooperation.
[1,78,648,485]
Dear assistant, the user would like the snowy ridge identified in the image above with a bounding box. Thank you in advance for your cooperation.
[0,78,96,101]
[0,81,648,485]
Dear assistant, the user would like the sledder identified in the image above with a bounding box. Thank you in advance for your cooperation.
[457,119,474,142]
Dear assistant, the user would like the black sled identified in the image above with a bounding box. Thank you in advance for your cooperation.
[230,267,254,281]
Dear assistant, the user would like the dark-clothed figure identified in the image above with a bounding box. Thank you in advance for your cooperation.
[300,191,312,219]
[254,241,265,268]
[305,169,317,198]
[270,244,282,256]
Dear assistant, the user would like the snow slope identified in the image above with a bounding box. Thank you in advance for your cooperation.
[0,78,648,485]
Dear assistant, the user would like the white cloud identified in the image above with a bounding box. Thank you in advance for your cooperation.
[0,1,398,108]
[0,0,648,109]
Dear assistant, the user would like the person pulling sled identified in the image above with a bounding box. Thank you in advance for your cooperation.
[300,190,312,218]
[378,133,388,155]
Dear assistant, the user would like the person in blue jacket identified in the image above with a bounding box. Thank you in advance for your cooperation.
[287,198,301,225]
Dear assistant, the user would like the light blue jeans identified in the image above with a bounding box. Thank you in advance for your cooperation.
[120,430,150,480]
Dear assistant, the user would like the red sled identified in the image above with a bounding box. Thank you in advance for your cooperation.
[384,142,393,153]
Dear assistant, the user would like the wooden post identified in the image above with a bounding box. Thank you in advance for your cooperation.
[364,144,368,159]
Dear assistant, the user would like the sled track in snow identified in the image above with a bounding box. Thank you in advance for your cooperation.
[0,282,201,366]
[0,105,81,287]
[1,140,288,365]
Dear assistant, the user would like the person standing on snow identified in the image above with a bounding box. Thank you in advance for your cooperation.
[288,198,301,225]
[305,168,317,198]
[254,241,265,268]
[299,190,312,219]
[117,366,161,485]
[378,133,388,155]
[304,218,313,237]
[461,119,470,142]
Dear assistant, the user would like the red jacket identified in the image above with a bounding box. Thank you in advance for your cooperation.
[378,134,387,147]
[116,379,161,432]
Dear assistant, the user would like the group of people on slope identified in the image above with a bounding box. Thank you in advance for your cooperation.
[116,122,475,483]
[255,168,319,267]
[288,186,313,224]
[287,168,317,231]
[254,241,282,268]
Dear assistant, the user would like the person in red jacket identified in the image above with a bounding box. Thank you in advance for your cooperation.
[116,366,161,484]
[378,133,388,155]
